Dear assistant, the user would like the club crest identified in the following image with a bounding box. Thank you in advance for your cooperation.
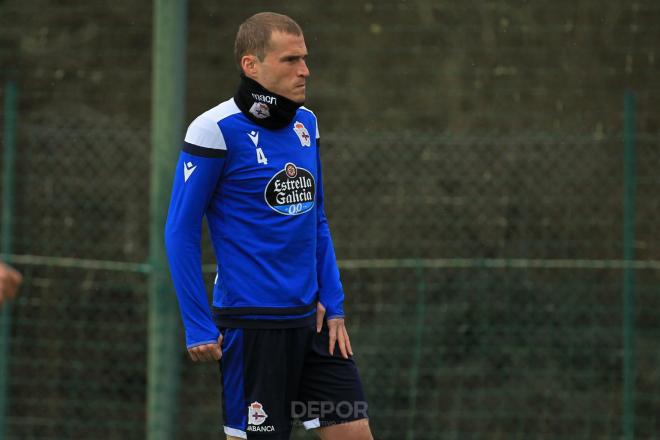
[249,102,270,119]
[293,121,311,147]
[248,401,268,426]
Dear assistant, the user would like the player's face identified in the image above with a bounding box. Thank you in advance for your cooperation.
[254,31,310,103]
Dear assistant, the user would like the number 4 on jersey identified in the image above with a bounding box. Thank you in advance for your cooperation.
[256,147,268,165]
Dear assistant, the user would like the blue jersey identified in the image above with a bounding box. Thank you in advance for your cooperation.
[164,98,344,349]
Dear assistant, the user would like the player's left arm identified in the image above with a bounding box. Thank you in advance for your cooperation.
[314,129,353,359]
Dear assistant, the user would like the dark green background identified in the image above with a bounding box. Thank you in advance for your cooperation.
[1,1,659,438]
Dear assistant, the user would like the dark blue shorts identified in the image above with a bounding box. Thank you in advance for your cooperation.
[218,321,368,439]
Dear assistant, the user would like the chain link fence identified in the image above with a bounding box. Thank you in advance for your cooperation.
[3,119,659,439]
[2,0,660,439]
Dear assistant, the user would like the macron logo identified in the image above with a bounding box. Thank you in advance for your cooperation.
[248,131,259,147]
[183,161,197,182]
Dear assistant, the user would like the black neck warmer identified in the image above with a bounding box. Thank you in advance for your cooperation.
[234,75,302,130]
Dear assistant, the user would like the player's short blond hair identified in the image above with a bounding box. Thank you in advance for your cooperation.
[234,12,303,72]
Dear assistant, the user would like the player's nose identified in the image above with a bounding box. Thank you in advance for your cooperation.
[299,60,310,77]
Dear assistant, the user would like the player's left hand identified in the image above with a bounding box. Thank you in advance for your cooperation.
[316,302,353,359]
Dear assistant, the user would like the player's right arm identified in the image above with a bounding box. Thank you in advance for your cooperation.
[164,115,227,357]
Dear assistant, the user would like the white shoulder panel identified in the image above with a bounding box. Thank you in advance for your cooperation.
[300,106,319,139]
[184,98,240,150]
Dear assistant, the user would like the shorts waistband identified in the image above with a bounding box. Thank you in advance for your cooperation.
[214,313,316,329]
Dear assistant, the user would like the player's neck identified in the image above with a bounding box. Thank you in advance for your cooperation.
[234,75,302,129]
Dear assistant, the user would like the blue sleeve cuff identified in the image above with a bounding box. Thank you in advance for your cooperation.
[186,338,219,350]
[326,314,345,320]
[320,286,344,318]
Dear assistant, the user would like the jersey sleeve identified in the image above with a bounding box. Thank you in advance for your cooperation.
[164,115,227,348]
[315,130,345,319]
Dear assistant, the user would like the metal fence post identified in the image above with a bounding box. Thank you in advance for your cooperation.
[622,90,636,440]
[0,79,18,440]
[148,1,187,439]
[406,260,427,440]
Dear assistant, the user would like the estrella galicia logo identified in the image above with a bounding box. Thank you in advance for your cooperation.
[264,163,315,215]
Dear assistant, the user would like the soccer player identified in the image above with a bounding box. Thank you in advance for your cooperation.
[165,12,373,440]
[0,262,22,305]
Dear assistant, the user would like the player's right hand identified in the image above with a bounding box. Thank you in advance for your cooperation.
[188,334,223,362]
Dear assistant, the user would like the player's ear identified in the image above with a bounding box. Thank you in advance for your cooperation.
[241,54,259,78]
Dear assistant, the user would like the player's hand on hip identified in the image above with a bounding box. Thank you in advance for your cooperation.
[188,334,223,362]
[327,317,353,359]
[316,301,327,332]
[317,302,353,359]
